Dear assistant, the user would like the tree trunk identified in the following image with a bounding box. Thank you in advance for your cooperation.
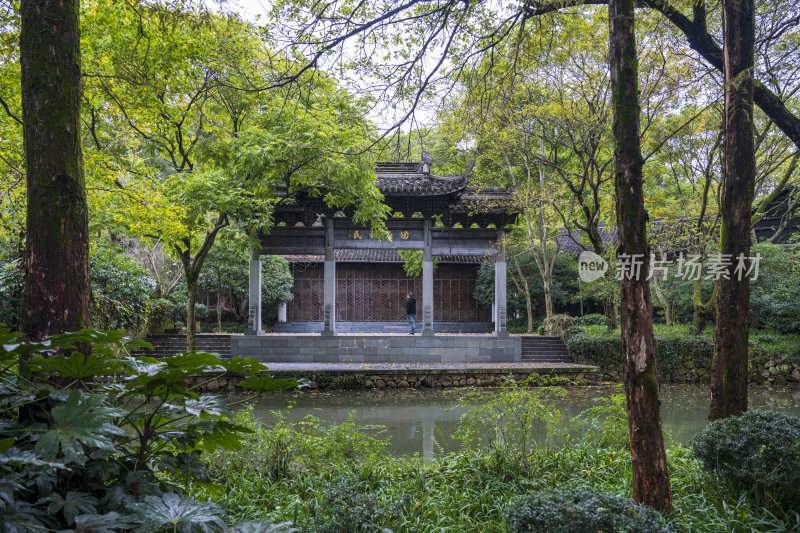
[690,276,715,335]
[609,0,672,513]
[186,277,197,352]
[511,254,533,333]
[20,0,89,342]
[603,299,617,331]
[653,278,673,326]
[709,0,755,421]
[216,272,223,333]
[542,277,553,319]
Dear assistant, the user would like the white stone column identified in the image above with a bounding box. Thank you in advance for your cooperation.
[246,250,263,335]
[494,230,508,336]
[421,218,435,336]
[322,218,337,336]
[278,302,287,323]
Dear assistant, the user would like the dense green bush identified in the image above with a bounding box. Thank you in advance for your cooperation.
[309,476,406,533]
[580,313,607,326]
[563,327,714,381]
[0,256,23,328]
[749,243,800,334]
[690,410,800,505]
[206,408,388,481]
[0,327,299,532]
[89,244,156,332]
[504,487,670,533]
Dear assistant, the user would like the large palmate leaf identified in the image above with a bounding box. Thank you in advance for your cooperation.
[163,352,227,373]
[222,357,268,374]
[39,490,98,524]
[184,395,230,417]
[74,512,137,533]
[231,520,298,533]
[129,492,226,532]
[33,390,126,465]
[29,351,124,379]
[0,448,66,469]
[237,375,303,394]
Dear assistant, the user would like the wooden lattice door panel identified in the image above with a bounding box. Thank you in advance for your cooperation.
[288,263,488,322]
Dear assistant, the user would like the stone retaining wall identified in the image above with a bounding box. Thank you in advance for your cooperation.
[596,353,800,385]
[186,367,601,392]
[231,334,521,363]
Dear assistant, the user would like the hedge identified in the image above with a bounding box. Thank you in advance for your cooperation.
[563,327,714,382]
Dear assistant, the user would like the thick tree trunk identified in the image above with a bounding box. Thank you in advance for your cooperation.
[20,0,90,341]
[609,0,672,514]
[709,0,755,421]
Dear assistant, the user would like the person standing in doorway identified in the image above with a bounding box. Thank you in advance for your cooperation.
[406,292,416,335]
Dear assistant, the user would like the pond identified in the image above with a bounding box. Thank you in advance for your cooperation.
[245,384,800,459]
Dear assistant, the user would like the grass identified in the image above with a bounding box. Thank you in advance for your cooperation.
[192,392,800,532]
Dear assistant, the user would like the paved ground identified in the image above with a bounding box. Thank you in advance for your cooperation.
[261,361,599,372]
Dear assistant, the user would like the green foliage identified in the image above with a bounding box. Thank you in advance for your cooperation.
[564,326,715,381]
[0,242,23,328]
[567,386,629,449]
[89,243,156,332]
[580,313,607,326]
[397,249,437,278]
[453,382,566,473]
[749,243,800,334]
[0,327,299,532]
[690,410,800,506]
[474,254,579,319]
[206,407,388,481]
[197,394,800,532]
[504,487,670,533]
[309,476,404,533]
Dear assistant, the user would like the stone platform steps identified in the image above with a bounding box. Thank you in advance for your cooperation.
[520,336,572,363]
[131,334,231,358]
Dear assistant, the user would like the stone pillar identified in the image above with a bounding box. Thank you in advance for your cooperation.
[246,250,263,335]
[494,230,508,336]
[422,218,434,336]
[278,302,287,323]
[322,218,336,336]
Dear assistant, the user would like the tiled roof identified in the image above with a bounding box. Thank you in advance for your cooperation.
[375,162,469,196]
[285,249,486,264]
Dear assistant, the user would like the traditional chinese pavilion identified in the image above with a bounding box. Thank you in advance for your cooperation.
[244,159,519,338]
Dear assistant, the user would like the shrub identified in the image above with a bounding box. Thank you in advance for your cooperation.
[0,257,23,328]
[542,314,575,336]
[454,383,565,473]
[89,244,156,332]
[580,313,607,326]
[0,327,299,532]
[563,327,714,381]
[504,487,670,533]
[309,476,404,533]
[206,408,389,481]
[568,386,629,449]
[690,410,800,506]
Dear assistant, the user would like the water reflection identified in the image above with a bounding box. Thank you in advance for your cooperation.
[246,385,800,459]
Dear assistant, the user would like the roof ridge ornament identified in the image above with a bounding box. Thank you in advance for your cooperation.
[419,150,434,176]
